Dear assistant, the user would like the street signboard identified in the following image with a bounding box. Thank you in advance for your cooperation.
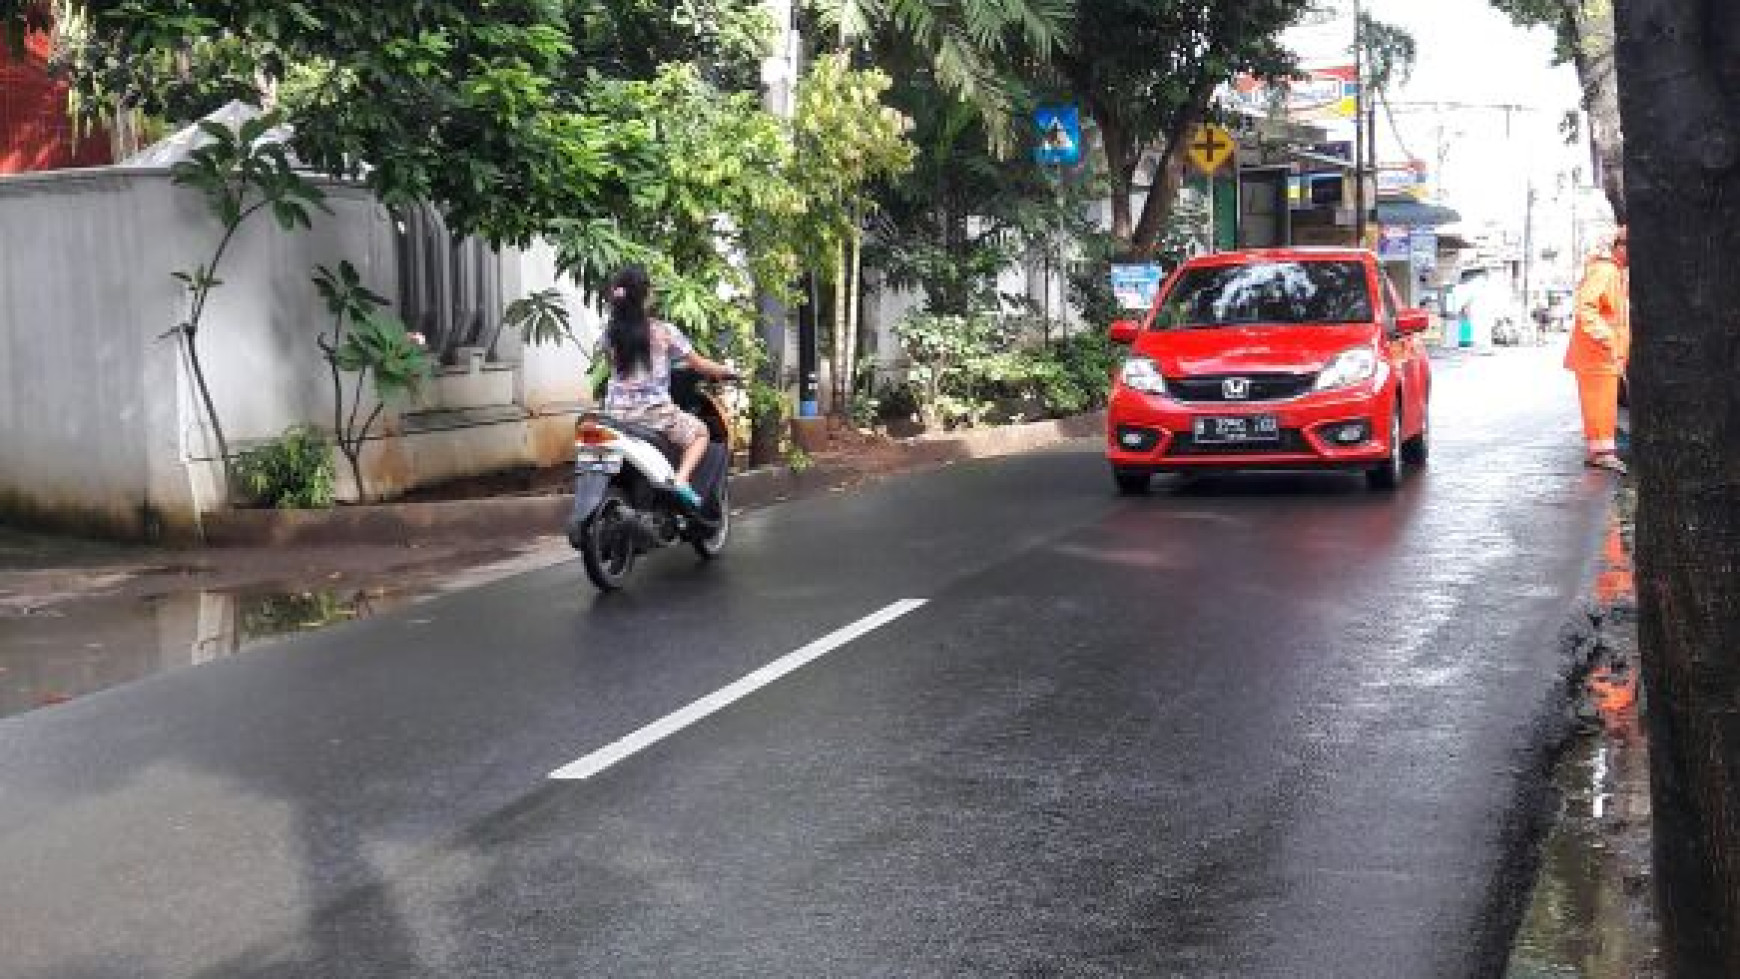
[1186,124,1236,175]
[1224,66,1360,123]
[1033,106,1082,167]
[1410,229,1438,271]
[1378,226,1411,262]
[1111,264,1165,311]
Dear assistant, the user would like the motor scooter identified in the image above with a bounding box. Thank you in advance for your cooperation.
[566,370,733,592]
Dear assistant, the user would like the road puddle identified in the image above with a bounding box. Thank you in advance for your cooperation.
[1507,511,1660,978]
[0,585,412,721]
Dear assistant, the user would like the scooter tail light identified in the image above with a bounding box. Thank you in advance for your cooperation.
[575,419,620,446]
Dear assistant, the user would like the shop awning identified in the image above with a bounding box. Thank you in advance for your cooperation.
[1377,199,1461,228]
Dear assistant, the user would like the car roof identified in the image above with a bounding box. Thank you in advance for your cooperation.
[1180,247,1377,268]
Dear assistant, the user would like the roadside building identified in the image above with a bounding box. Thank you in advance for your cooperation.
[0,27,109,174]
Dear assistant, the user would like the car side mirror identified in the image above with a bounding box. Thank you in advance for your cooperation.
[1109,319,1141,344]
[1396,309,1430,336]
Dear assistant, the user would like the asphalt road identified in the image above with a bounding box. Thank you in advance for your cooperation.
[0,346,1613,978]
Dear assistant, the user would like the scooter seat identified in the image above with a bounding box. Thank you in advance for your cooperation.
[599,416,682,463]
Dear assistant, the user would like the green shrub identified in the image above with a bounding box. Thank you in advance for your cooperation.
[874,379,922,422]
[893,313,1120,427]
[233,426,337,509]
[1038,332,1118,414]
[975,333,1118,419]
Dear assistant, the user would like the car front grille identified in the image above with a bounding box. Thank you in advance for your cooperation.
[1168,373,1315,403]
[1168,429,1314,457]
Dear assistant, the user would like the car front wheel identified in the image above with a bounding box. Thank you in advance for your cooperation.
[1113,466,1152,496]
[1402,405,1430,466]
[1366,406,1405,491]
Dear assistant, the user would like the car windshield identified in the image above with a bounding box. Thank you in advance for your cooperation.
[1152,260,1373,329]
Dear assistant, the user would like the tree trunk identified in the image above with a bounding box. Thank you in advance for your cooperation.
[1101,116,1136,245]
[1614,0,1740,972]
[749,292,785,468]
[832,241,849,416]
[846,220,864,406]
[1130,144,1187,257]
[1130,76,1219,256]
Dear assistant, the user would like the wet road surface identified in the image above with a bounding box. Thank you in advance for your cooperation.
[0,347,1613,977]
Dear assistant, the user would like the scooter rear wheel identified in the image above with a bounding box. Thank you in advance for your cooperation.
[581,488,637,592]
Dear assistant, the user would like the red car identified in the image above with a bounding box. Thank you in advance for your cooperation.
[1106,248,1432,493]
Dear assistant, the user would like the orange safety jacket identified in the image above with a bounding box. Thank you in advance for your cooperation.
[1565,252,1630,375]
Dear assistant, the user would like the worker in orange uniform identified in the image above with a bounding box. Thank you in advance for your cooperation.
[1566,227,1631,473]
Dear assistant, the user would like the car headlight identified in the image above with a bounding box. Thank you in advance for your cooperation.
[1314,348,1380,391]
[1120,357,1168,396]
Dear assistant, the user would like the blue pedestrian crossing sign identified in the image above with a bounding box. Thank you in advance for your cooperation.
[1034,105,1082,167]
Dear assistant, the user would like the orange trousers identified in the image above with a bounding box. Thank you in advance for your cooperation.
[1575,372,1620,454]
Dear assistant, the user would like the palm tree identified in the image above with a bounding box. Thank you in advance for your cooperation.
[808,0,1072,149]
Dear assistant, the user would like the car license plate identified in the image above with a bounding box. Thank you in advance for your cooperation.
[1193,415,1280,444]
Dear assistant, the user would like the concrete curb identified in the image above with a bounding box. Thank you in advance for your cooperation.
[202,412,1105,547]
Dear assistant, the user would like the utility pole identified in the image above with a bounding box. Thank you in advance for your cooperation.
[1524,184,1538,321]
[1352,0,1367,248]
[753,0,802,463]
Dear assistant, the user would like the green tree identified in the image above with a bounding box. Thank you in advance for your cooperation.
[554,59,909,422]
[1058,0,1310,256]
[51,0,600,244]
[1493,0,1623,220]
[873,92,1038,316]
[1358,12,1416,98]
[809,0,1073,149]
[553,63,804,362]
[790,52,915,414]
[568,0,774,92]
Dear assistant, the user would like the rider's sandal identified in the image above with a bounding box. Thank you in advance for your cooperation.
[671,484,704,509]
[1585,453,1628,474]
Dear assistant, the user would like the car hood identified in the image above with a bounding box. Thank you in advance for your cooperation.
[1132,324,1377,376]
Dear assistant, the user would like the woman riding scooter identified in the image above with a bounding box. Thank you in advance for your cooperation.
[595,265,738,507]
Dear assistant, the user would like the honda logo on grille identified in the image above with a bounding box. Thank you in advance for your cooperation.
[1222,377,1251,400]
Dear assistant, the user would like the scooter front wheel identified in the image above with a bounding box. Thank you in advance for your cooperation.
[581,488,637,592]
[691,479,731,561]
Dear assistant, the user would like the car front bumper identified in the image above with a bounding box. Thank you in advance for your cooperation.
[1106,384,1395,472]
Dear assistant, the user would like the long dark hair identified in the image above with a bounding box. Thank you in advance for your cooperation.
[604,265,653,374]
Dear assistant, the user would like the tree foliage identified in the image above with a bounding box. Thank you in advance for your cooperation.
[1054,0,1309,255]
[1358,11,1415,98]
[1491,0,1624,219]
[552,59,911,409]
[809,0,1073,149]
[568,0,773,92]
[50,0,600,245]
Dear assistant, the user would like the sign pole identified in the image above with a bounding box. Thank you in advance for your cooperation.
[1353,0,1367,248]
[1208,174,1217,254]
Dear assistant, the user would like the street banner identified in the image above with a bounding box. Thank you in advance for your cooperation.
[1111,264,1165,311]
[1378,226,1411,262]
[1223,66,1359,123]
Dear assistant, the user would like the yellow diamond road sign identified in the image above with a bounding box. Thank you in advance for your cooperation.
[1186,124,1236,175]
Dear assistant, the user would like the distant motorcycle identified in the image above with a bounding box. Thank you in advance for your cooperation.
[566,371,733,592]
